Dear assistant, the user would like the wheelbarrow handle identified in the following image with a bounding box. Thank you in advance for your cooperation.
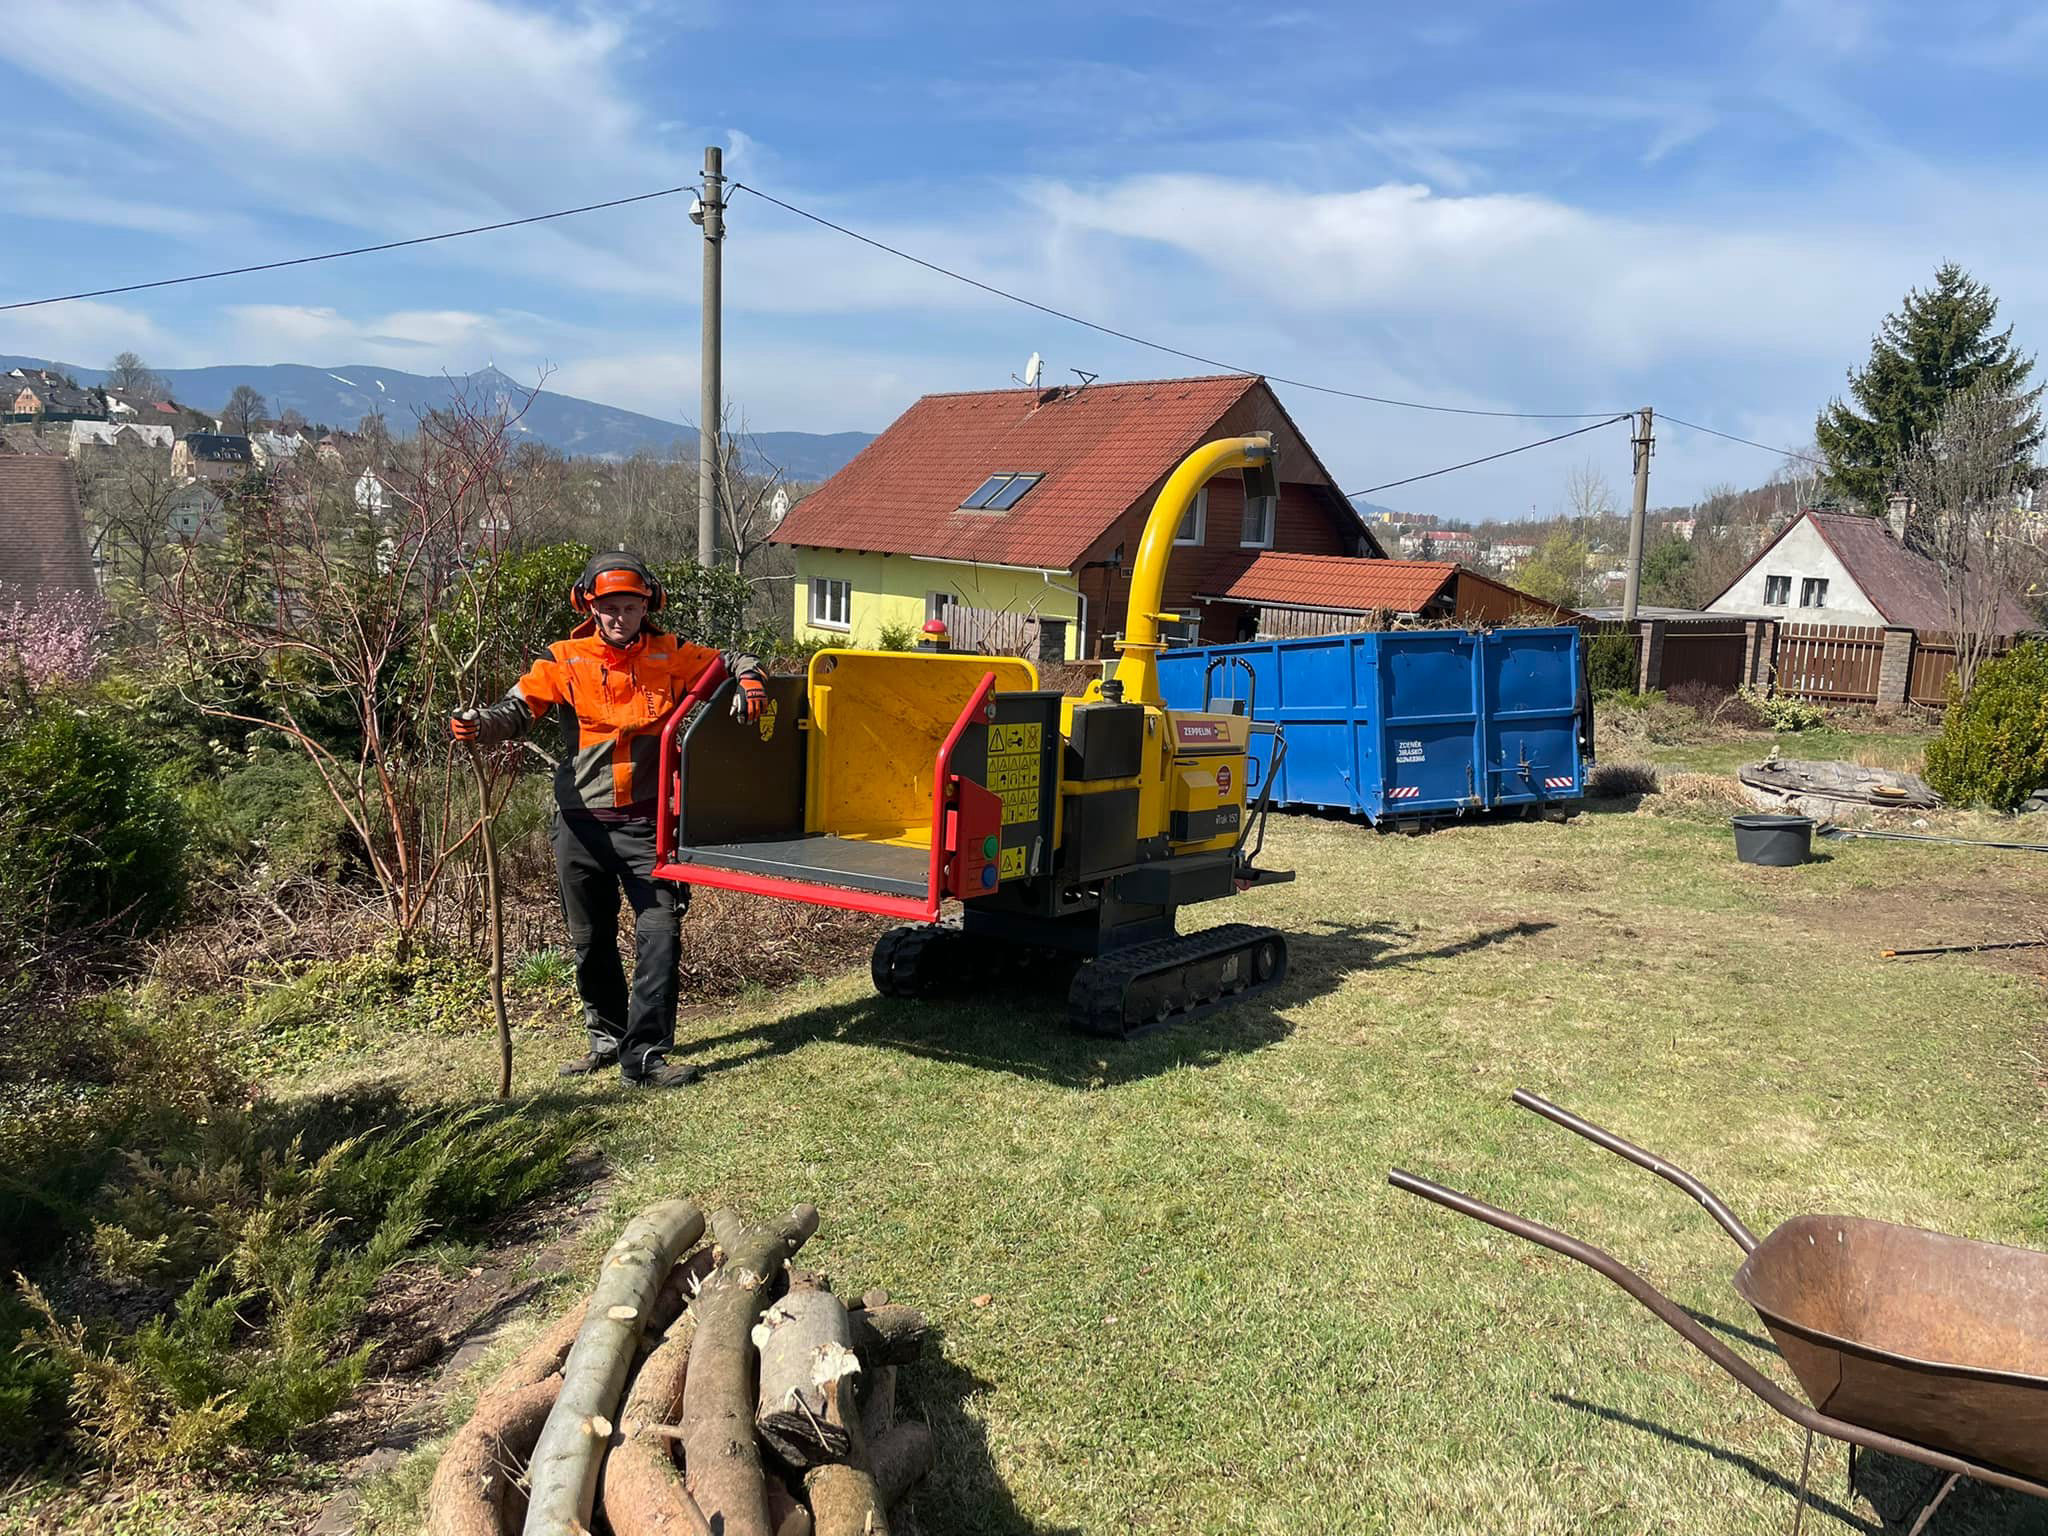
[1386,1168,2048,1506]
[1511,1090,1758,1254]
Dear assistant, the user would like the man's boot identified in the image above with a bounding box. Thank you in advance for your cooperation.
[625,1060,701,1089]
[558,1047,620,1077]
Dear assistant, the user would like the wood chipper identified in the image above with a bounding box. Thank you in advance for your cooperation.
[652,435,1295,1037]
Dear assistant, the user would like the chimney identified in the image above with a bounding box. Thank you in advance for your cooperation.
[1884,491,1912,542]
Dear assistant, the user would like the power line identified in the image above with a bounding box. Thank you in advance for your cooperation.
[0,186,694,312]
[730,182,1624,422]
[1342,415,1630,498]
[1661,414,1824,467]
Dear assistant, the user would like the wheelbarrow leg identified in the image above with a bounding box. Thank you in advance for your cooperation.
[1904,1471,1960,1536]
[1791,1427,1815,1536]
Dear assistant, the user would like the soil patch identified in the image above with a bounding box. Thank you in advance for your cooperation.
[1777,882,2048,980]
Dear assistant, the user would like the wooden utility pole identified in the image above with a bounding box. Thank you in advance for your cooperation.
[694,146,725,567]
[1621,405,1654,624]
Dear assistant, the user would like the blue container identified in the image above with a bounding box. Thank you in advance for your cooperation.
[1156,626,1587,824]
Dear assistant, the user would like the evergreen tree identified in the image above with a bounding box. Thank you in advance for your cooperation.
[1816,263,2041,510]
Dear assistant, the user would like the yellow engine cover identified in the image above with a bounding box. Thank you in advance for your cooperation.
[1163,710,1249,851]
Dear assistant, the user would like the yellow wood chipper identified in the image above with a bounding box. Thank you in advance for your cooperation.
[653,435,1294,1037]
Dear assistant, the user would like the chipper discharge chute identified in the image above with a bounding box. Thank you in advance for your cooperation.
[652,435,1296,1038]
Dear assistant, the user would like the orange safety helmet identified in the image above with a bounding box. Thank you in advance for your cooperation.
[570,551,665,613]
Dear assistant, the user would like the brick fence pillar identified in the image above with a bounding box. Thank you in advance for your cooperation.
[1751,619,1779,691]
[1741,621,1761,689]
[1637,619,1666,693]
[1877,626,1915,715]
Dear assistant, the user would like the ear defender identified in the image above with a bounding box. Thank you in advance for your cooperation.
[572,554,664,614]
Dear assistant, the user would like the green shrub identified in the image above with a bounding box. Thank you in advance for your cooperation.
[181,750,355,888]
[14,1099,595,1471]
[1587,631,1638,695]
[1924,640,2048,810]
[0,698,187,939]
[876,620,919,652]
[1738,687,1827,732]
[0,993,243,1275]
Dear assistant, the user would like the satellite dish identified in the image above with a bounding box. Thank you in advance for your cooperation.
[1023,352,1043,388]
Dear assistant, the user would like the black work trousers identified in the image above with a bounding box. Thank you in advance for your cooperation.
[551,813,689,1079]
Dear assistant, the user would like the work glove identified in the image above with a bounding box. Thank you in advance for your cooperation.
[450,709,482,742]
[730,674,768,724]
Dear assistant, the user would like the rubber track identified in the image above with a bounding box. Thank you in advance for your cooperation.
[1068,922,1287,1040]
[871,923,953,997]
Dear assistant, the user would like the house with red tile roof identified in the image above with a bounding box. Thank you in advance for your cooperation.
[1198,553,1578,633]
[768,374,1385,659]
[1706,505,2037,637]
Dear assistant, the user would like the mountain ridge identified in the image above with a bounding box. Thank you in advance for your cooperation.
[0,355,874,480]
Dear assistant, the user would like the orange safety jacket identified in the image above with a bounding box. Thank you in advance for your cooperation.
[477,621,760,819]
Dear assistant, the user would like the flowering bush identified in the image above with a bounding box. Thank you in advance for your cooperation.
[0,588,105,697]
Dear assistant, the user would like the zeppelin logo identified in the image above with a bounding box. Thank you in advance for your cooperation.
[1388,785,1423,800]
[1176,720,1227,745]
[1216,764,1232,795]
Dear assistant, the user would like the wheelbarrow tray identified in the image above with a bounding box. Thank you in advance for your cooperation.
[1735,1212,2048,1483]
[1391,1091,2048,1519]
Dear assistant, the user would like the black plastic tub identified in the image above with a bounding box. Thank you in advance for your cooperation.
[1731,814,1814,866]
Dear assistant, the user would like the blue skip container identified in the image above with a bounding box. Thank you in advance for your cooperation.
[1156,626,1588,826]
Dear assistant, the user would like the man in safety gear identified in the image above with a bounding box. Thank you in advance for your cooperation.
[451,551,768,1088]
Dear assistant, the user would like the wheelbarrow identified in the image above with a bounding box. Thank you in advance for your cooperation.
[1390,1091,2048,1534]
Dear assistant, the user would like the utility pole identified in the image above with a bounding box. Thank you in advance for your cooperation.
[693,146,725,568]
[1621,405,1654,624]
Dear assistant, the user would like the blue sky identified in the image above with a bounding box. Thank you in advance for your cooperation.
[3,0,2045,519]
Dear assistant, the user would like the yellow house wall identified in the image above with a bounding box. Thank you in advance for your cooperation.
[791,549,1083,659]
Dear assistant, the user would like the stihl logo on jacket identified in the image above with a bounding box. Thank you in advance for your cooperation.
[511,622,746,817]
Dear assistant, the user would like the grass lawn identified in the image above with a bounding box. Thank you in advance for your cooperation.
[324,733,2048,1536]
[47,730,2024,1536]
[1627,721,1940,777]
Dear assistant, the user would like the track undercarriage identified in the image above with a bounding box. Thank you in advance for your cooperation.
[872,920,1288,1040]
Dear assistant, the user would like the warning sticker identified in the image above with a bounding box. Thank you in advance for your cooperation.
[989,722,1042,754]
[1395,739,1425,764]
[986,717,1044,840]
[999,845,1027,879]
[988,761,1040,793]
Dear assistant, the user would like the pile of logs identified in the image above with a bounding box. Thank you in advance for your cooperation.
[427,1199,933,1536]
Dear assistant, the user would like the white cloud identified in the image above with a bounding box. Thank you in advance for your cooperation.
[1026,173,1929,371]
[0,0,706,299]
[2,299,168,368]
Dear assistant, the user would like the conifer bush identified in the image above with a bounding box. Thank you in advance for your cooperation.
[1923,640,2048,810]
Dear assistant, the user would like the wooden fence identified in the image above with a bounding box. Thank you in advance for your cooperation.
[945,603,1073,662]
[1655,619,1750,692]
[1906,637,1960,706]
[1773,622,1885,703]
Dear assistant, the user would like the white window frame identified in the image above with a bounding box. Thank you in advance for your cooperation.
[1763,573,1791,607]
[924,590,954,624]
[1799,577,1828,609]
[1240,492,1277,550]
[1174,487,1207,547]
[809,575,851,631]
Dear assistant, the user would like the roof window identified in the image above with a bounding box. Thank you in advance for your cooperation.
[960,472,1043,512]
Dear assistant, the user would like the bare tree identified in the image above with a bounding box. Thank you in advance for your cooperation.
[220,384,267,434]
[715,410,794,575]
[1767,443,1825,524]
[1564,460,1617,527]
[156,386,534,966]
[1899,378,2038,697]
[105,351,167,402]
[77,451,186,608]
